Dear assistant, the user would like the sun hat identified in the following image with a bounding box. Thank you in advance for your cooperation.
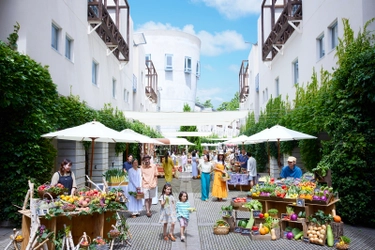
[287,156,296,162]
[143,155,151,160]
[218,150,225,155]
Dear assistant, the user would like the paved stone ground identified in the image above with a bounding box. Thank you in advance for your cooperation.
[1,172,374,249]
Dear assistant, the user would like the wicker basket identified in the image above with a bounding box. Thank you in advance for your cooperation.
[221,177,231,182]
[79,235,91,249]
[336,243,350,250]
[109,230,121,238]
[136,193,144,200]
[213,225,230,235]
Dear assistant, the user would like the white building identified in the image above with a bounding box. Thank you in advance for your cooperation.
[239,0,375,176]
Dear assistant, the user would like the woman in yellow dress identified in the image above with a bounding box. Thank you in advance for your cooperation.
[211,151,228,201]
[163,150,174,183]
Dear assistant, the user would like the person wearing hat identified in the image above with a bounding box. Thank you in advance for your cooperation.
[141,154,158,217]
[211,150,228,201]
[280,156,302,179]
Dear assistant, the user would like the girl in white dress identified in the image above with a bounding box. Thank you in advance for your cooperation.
[127,159,143,217]
[159,183,177,241]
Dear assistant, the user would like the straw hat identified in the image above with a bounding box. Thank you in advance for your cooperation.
[218,150,225,155]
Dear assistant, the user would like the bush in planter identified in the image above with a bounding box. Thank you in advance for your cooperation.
[268,208,279,217]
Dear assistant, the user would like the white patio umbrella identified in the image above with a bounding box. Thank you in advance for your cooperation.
[42,121,141,180]
[245,125,317,167]
[155,138,195,146]
[223,135,251,149]
[121,129,164,144]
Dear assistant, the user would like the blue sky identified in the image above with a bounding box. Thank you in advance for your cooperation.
[128,0,261,109]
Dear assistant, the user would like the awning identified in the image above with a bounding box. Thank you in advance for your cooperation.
[123,111,248,126]
[155,138,195,145]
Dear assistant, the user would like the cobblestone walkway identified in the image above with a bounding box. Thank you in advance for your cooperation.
[1,172,374,249]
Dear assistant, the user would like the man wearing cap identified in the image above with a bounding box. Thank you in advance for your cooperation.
[280,156,302,179]
[141,154,158,217]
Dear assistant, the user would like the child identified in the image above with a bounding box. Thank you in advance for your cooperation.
[176,191,191,242]
[159,183,177,241]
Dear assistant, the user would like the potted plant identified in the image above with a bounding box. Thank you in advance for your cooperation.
[336,236,351,249]
[268,208,279,218]
[103,168,128,186]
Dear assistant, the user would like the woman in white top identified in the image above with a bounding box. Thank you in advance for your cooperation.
[198,154,214,201]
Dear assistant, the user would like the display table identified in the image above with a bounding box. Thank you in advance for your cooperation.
[19,209,116,250]
[227,173,250,191]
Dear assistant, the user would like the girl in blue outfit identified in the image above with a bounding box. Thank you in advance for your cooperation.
[159,183,177,241]
[176,191,191,242]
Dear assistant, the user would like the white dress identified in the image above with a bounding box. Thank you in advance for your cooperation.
[127,167,143,214]
[247,156,257,177]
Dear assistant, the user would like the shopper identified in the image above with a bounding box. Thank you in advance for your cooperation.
[127,159,142,217]
[123,154,133,173]
[247,152,257,188]
[176,191,191,242]
[211,151,228,201]
[163,150,174,183]
[198,154,214,201]
[141,155,158,217]
[159,183,177,241]
[191,150,198,179]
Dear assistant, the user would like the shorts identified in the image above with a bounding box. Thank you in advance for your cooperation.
[143,187,156,199]
[178,217,189,227]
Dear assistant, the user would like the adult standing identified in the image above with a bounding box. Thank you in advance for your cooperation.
[198,154,214,201]
[280,156,302,179]
[211,151,228,201]
[246,152,257,188]
[163,151,174,183]
[51,159,77,195]
[181,151,187,172]
[238,149,248,173]
[141,155,158,217]
[191,150,198,179]
[123,154,133,173]
[128,159,142,217]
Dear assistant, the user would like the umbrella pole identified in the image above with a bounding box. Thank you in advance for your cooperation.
[267,142,270,175]
[89,138,96,188]
[277,139,280,168]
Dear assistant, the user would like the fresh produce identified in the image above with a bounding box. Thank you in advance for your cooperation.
[286,232,293,240]
[264,212,269,218]
[333,215,341,223]
[251,226,258,231]
[291,228,301,236]
[215,219,229,227]
[326,224,334,246]
[268,208,278,217]
[307,223,326,245]
[233,197,247,203]
[246,209,255,229]
[271,228,277,240]
[259,213,264,219]
[290,213,298,221]
[336,235,351,249]
[259,227,267,235]
[243,200,263,211]
[294,231,304,240]
[238,219,248,228]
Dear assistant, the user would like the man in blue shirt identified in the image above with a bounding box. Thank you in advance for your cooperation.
[280,156,302,179]
[238,149,248,172]
[123,154,133,173]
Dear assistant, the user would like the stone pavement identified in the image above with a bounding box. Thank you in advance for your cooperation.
[1,172,375,249]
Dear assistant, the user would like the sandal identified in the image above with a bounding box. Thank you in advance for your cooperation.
[181,236,185,242]
[163,235,169,241]
[131,214,137,218]
[146,212,152,217]
[169,234,176,241]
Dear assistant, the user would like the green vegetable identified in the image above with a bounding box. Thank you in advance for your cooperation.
[291,228,301,236]
[285,226,293,232]
[294,231,304,240]
[246,209,255,229]
[326,224,334,246]
[238,219,247,227]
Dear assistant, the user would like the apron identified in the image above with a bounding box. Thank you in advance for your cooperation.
[58,172,73,194]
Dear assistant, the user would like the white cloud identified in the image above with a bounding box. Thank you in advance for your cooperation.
[193,0,261,19]
[228,64,239,73]
[136,22,249,57]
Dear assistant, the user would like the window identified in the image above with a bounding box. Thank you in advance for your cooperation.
[317,34,325,59]
[292,59,299,85]
[132,74,137,93]
[145,54,151,68]
[275,77,280,97]
[65,35,73,60]
[329,21,338,50]
[265,88,268,102]
[184,56,192,73]
[255,74,259,92]
[262,90,266,104]
[165,54,173,71]
[92,60,98,85]
[51,23,60,50]
[196,61,201,77]
[124,89,129,103]
[112,78,116,98]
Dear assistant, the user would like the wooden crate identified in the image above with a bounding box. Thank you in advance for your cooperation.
[280,218,307,238]
[250,232,272,241]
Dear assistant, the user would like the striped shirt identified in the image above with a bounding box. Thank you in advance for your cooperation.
[176,201,191,221]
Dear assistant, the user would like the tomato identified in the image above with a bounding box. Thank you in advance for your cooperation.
[259,213,264,219]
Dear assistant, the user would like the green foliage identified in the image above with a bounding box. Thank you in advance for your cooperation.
[319,18,375,227]
[6,22,20,51]
[217,92,239,111]
[0,41,59,223]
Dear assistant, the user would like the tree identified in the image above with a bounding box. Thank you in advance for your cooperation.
[203,99,213,108]
[217,92,239,111]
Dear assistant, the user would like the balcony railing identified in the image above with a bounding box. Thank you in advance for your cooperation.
[88,0,130,61]
[239,60,249,103]
[145,60,158,103]
[262,0,302,61]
